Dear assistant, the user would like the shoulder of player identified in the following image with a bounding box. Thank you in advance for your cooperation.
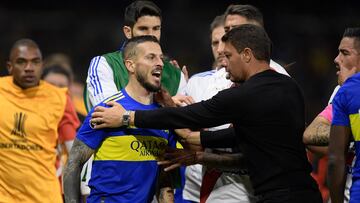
[189,70,216,80]
[0,76,10,86]
[101,90,126,105]
[344,72,360,87]
[88,55,109,69]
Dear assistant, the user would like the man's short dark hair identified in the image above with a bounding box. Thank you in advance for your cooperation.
[41,65,72,81]
[222,24,271,62]
[122,35,160,60]
[224,4,264,27]
[9,38,41,60]
[343,27,360,52]
[124,0,162,28]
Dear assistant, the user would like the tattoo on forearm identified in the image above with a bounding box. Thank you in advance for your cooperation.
[308,123,330,146]
[63,139,94,203]
[202,152,245,170]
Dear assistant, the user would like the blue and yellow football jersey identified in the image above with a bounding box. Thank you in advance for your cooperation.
[77,89,176,203]
[332,72,360,179]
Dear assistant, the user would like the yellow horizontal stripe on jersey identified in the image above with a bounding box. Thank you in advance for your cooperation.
[350,113,360,141]
[176,141,184,149]
[112,95,125,102]
[103,92,123,103]
[94,135,168,161]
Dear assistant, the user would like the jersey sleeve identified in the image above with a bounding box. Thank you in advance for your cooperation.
[176,72,188,95]
[86,56,118,106]
[332,88,350,127]
[318,104,333,122]
[200,128,238,148]
[76,104,107,149]
[183,75,196,97]
[58,93,81,143]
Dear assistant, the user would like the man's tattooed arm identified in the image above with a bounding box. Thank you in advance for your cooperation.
[197,151,246,170]
[63,138,94,203]
[303,116,331,146]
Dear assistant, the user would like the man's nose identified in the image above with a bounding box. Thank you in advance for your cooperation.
[24,62,35,72]
[217,41,225,55]
[156,57,164,67]
[334,54,340,68]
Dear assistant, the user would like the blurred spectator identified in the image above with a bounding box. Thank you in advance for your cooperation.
[42,64,71,87]
[0,38,78,202]
[43,53,87,122]
[42,64,81,197]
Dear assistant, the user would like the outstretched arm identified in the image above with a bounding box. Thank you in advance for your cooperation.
[175,128,238,148]
[91,87,238,130]
[63,138,95,203]
[158,147,245,172]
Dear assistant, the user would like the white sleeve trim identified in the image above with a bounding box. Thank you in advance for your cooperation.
[328,85,340,104]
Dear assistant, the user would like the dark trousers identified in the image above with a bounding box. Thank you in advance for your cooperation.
[256,188,322,203]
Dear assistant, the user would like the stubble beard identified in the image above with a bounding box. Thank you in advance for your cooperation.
[136,72,161,93]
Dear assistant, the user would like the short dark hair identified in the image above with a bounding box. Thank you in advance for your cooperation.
[222,24,271,62]
[122,35,160,60]
[9,38,41,60]
[343,27,360,51]
[124,0,162,28]
[224,4,264,27]
[41,65,72,81]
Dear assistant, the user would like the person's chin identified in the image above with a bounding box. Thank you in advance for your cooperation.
[146,83,161,92]
[23,83,38,89]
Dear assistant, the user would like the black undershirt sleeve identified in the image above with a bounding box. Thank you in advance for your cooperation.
[200,127,237,148]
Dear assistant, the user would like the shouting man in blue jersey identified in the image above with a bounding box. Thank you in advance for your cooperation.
[64,35,176,203]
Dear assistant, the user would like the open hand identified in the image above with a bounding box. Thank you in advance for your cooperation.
[90,101,125,129]
[158,147,201,171]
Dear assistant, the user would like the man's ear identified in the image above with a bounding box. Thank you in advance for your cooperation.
[124,59,135,73]
[242,48,252,63]
[123,26,132,39]
[6,61,13,74]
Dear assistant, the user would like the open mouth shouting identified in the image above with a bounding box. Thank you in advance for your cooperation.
[151,68,162,81]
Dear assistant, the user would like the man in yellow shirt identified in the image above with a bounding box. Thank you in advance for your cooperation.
[0,39,79,203]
